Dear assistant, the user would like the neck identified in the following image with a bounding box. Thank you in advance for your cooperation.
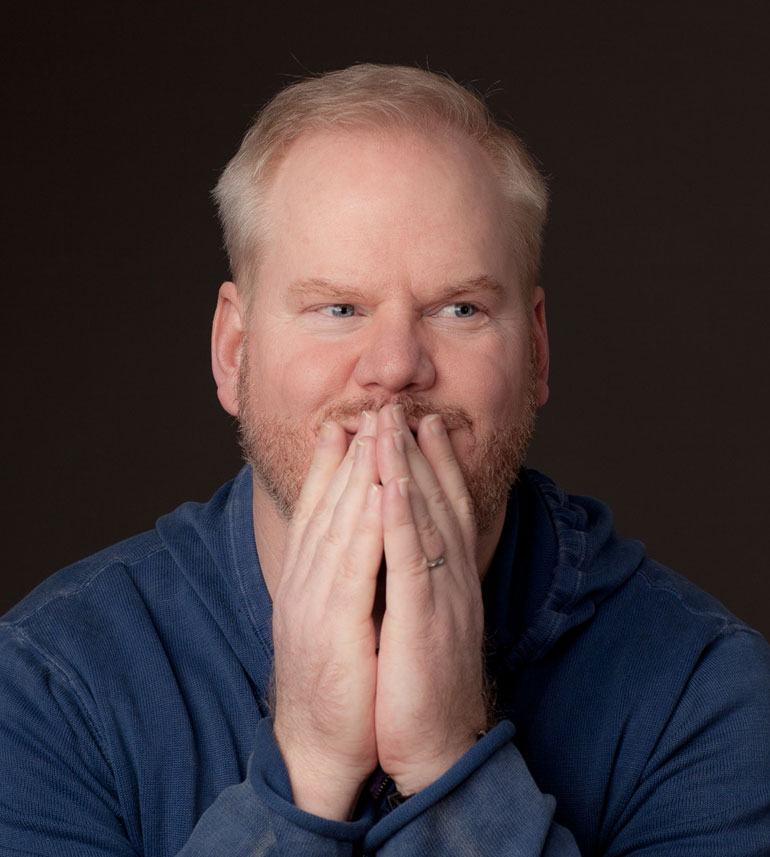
[251,476,508,603]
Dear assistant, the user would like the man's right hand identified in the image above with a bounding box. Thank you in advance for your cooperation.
[271,411,383,821]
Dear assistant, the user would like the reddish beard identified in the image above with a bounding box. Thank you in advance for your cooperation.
[235,339,538,534]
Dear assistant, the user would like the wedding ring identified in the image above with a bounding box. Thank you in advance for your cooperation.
[426,555,446,569]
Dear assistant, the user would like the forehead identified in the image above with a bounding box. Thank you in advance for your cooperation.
[258,125,516,293]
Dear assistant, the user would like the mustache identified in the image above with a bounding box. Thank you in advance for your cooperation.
[316,395,473,432]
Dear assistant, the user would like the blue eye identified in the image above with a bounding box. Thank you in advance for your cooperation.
[320,304,356,318]
[437,303,479,319]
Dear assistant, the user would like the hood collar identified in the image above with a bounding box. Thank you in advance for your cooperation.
[484,469,647,670]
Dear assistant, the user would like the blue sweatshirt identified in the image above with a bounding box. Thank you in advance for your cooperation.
[1,466,768,855]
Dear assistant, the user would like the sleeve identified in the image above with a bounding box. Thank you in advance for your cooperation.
[175,717,374,856]
[601,628,770,856]
[0,624,138,856]
[0,625,372,857]
[363,628,770,856]
[4,624,767,856]
[362,721,581,855]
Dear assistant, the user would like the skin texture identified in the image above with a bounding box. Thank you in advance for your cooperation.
[211,126,550,819]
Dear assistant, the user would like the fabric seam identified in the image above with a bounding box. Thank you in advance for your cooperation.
[0,621,117,790]
[636,565,757,632]
[4,543,167,628]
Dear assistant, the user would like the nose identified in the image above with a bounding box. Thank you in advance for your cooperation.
[351,309,436,395]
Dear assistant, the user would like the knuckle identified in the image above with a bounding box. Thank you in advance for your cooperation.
[288,505,312,533]
[395,542,430,573]
[313,496,334,520]
[357,434,375,455]
[420,515,441,542]
[393,516,416,537]
[336,555,359,582]
[437,445,459,467]
[357,511,382,539]
[320,527,345,551]
[426,484,450,514]
[456,492,476,520]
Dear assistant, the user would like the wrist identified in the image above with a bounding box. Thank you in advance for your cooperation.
[391,730,487,796]
[290,770,364,821]
[391,756,463,797]
[275,734,371,821]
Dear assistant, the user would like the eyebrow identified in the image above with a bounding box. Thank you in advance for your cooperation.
[286,274,506,302]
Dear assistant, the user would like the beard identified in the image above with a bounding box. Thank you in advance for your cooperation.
[236,339,538,535]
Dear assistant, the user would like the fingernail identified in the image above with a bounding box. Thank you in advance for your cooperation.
[361,410,374,434]
[367,482,382,508]
[393,403,407,428]
[320,421,335,442]
[397,477,410,498]
[393,430,405,453]
[355,438,367,461]
[427,414,446,437]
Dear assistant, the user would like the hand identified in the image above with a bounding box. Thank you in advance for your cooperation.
[374,404,489,795]
[271,411,382,820]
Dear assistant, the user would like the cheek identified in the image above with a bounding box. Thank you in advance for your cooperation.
[251,337,354,416]
[439,334,531,422]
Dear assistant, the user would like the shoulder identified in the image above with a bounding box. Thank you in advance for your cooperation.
[519,467,767,714]
[523,467,758,643]
[618,557,769,722]
[621,555,756,647]
[606,553,763,672]
[0,528,174,695]
[571,549,765,709]
[2,470,244,638]
[2,528,166,630]
[0,470,251,704]
[0,486,227,673]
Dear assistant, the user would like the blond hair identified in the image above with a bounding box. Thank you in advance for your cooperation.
[213,64,548,308]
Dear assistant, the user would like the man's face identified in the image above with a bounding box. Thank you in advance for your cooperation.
[235,126,547,533]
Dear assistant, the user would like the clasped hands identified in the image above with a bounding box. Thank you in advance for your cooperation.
[271,403,489,821]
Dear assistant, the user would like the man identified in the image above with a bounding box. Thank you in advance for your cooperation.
[1,64,768,856]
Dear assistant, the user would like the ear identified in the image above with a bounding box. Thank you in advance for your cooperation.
[531,286,550,408]
[211,281,245,417]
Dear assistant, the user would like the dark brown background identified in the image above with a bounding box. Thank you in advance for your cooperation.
[3,2,768,638]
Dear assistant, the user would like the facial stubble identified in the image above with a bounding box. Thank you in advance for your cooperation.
[236,338,538,535]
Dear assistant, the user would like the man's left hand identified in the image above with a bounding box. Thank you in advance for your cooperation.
[373,403,489,796]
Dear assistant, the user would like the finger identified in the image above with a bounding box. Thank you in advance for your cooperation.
[288,410,377,571]
[307,410,378,516]
[377,403,401,436]
[320,435,380,571]
[416,414,476,548]
[283,419,348,571]
[382,476,441,623]
[297,424,379,598]
[324,479,384,626]
[377,428,445,566]
[377,405,414,485]
[380,409,465,561]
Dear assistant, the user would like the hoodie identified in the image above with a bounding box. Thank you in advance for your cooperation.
[1,465,768,855]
